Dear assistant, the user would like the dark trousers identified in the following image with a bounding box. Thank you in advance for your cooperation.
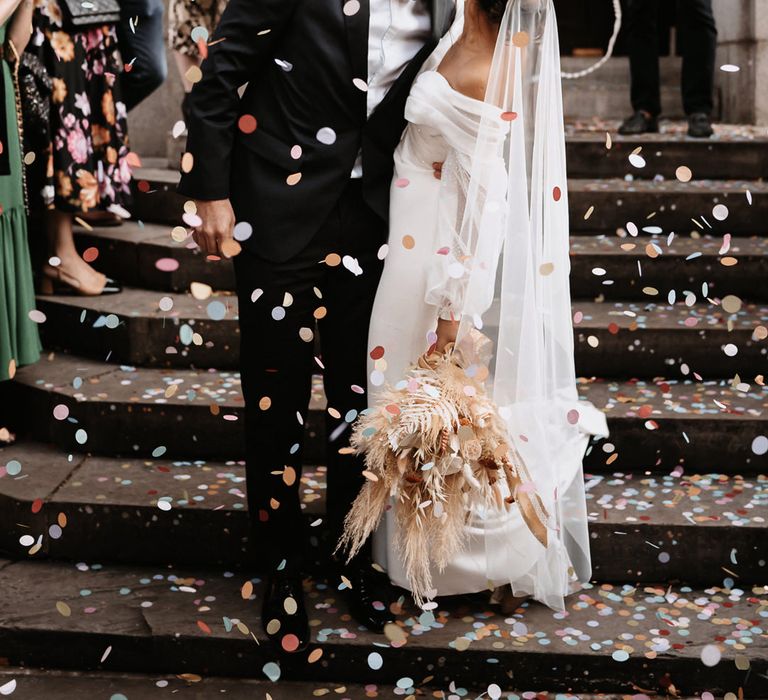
[234,179,387,576]
[116,0,167,111]
[626,0,717,117]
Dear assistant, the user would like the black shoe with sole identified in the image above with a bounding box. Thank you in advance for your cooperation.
[261,573,310,653]
[687,112,714,138]
[341,562,395,633]
[618,111,659,135]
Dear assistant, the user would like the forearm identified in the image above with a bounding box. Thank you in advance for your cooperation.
[6,0,33,55]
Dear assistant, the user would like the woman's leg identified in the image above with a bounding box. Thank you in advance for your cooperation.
[42,210,108,295]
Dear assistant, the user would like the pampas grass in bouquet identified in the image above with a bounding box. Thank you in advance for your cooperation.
[335,329,549,607]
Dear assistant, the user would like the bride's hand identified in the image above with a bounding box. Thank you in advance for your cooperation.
[435,317,458,354]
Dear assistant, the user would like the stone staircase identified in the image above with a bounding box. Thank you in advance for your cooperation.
[1,126,767,696]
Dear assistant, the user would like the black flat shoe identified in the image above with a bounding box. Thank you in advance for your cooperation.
[341,563,395,633]
[688,112,714,138]
[261,573,310,653]
[618,111,659,135]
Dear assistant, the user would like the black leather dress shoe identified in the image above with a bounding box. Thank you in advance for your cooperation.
[341,564,395,633]
[618,111,659,135]
[688,112,714,138]
[261,574,310,653]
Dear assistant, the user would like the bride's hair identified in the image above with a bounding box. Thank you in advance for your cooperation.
[477,0,507,23]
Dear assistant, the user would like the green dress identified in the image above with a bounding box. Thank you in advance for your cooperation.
[0,22,41,381]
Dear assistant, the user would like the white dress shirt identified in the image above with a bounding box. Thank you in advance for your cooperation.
[350,0,432,177]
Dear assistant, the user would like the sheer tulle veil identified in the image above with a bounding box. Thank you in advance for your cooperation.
[445,0,609,610]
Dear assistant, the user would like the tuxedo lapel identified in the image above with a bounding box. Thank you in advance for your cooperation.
[343,0,370,83]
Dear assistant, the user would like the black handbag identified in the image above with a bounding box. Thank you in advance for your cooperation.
[18,52,52,156]
[59,0,121,28]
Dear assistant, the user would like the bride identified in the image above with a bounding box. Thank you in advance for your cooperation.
[358,0,609,612]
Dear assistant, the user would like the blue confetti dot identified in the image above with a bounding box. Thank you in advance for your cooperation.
[262,661,280,681]
[368,652,383,670]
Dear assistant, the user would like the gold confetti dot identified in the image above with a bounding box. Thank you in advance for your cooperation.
[58,512,67,528]
[220,239,241,258]
[299,327,314,342]
[283,597,298,615]
[266,618,281,635]
[583,205,594,220]
[587,335,599,348]
[314,306,327,320]
[402,235,415,249]
[722,294,742,314]
[165,384,178,399]
[7,359,16,380]
[286,172,302,186]
[675,166,693,183]
[753,326,767,340]
[645,243,660,259]
[23,151,35,165]
[209,403,220,415]
[720,256,738,267]
[241,581,254,599]
[308,648,323,663]
[324,253,341,267]
[539,262,554,276]
[183,200,197,215]
[283,466,297,486]
[454,636,471,651]
[180,152,194,174]
[642,287,659,296]
[259,396,272,410]
[328,407,341,419]
[512,31,529,47]
[56,601,71,617]
[185,65,203,83]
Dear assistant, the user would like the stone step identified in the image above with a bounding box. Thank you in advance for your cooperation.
[0,558,764,694]
[1,441,765,585]
[131,166,768,233]
[570,234,768,301]
[565,133,768,181]
[0,668,387,700]
[35,288,768,377]
[8,353,768,470]
[73,223,768,301]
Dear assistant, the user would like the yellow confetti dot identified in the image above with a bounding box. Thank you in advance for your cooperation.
[165,384,178,399]
[583,205,594,220]
[190,282,213,300]
[539,262,554,276]
[642,287,659,296]
[183,200,197,215]
[171,226,188,242]
[266,618,280,635]
[56,601,71,617]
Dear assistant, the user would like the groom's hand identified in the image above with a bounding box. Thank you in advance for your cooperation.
[192,199,237,257]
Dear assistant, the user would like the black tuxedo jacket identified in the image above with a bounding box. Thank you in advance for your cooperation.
[177,0,454,262]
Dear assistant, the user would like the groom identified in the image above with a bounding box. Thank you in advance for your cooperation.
[178,0,455,648]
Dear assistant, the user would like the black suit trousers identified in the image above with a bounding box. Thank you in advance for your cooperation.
[626,0,717,117]
[234,179,387,575]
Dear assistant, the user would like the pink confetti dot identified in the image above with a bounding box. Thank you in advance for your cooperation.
[53,404,70,421]
[394,178,410,188]
[567,409,579,425]
[155,258,180,272]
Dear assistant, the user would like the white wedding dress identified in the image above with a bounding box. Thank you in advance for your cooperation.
[367,7,609,609]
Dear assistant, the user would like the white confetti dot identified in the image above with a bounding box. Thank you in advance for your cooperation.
[75,429,88,445]
[233,221,253,241]
[19,535,34,547]
[157,499,172,511]
[377,244,389,260]
[271,306,286,321]
[316,127,337,145]
[628,153,646,168]
[0,679,17,696]
[28,310,46,324]
[720,64,740,72]
[367,652,383,670]
[159,296,174,312]
[712,204,729,221]
[751,435,768,455]
[723,343,738,357]
[612,649,630,662]
[343,0,360,15]
[700,644,721,667]
[353,77,369,92]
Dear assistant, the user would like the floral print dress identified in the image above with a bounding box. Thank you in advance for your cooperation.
[25,0,131,213]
